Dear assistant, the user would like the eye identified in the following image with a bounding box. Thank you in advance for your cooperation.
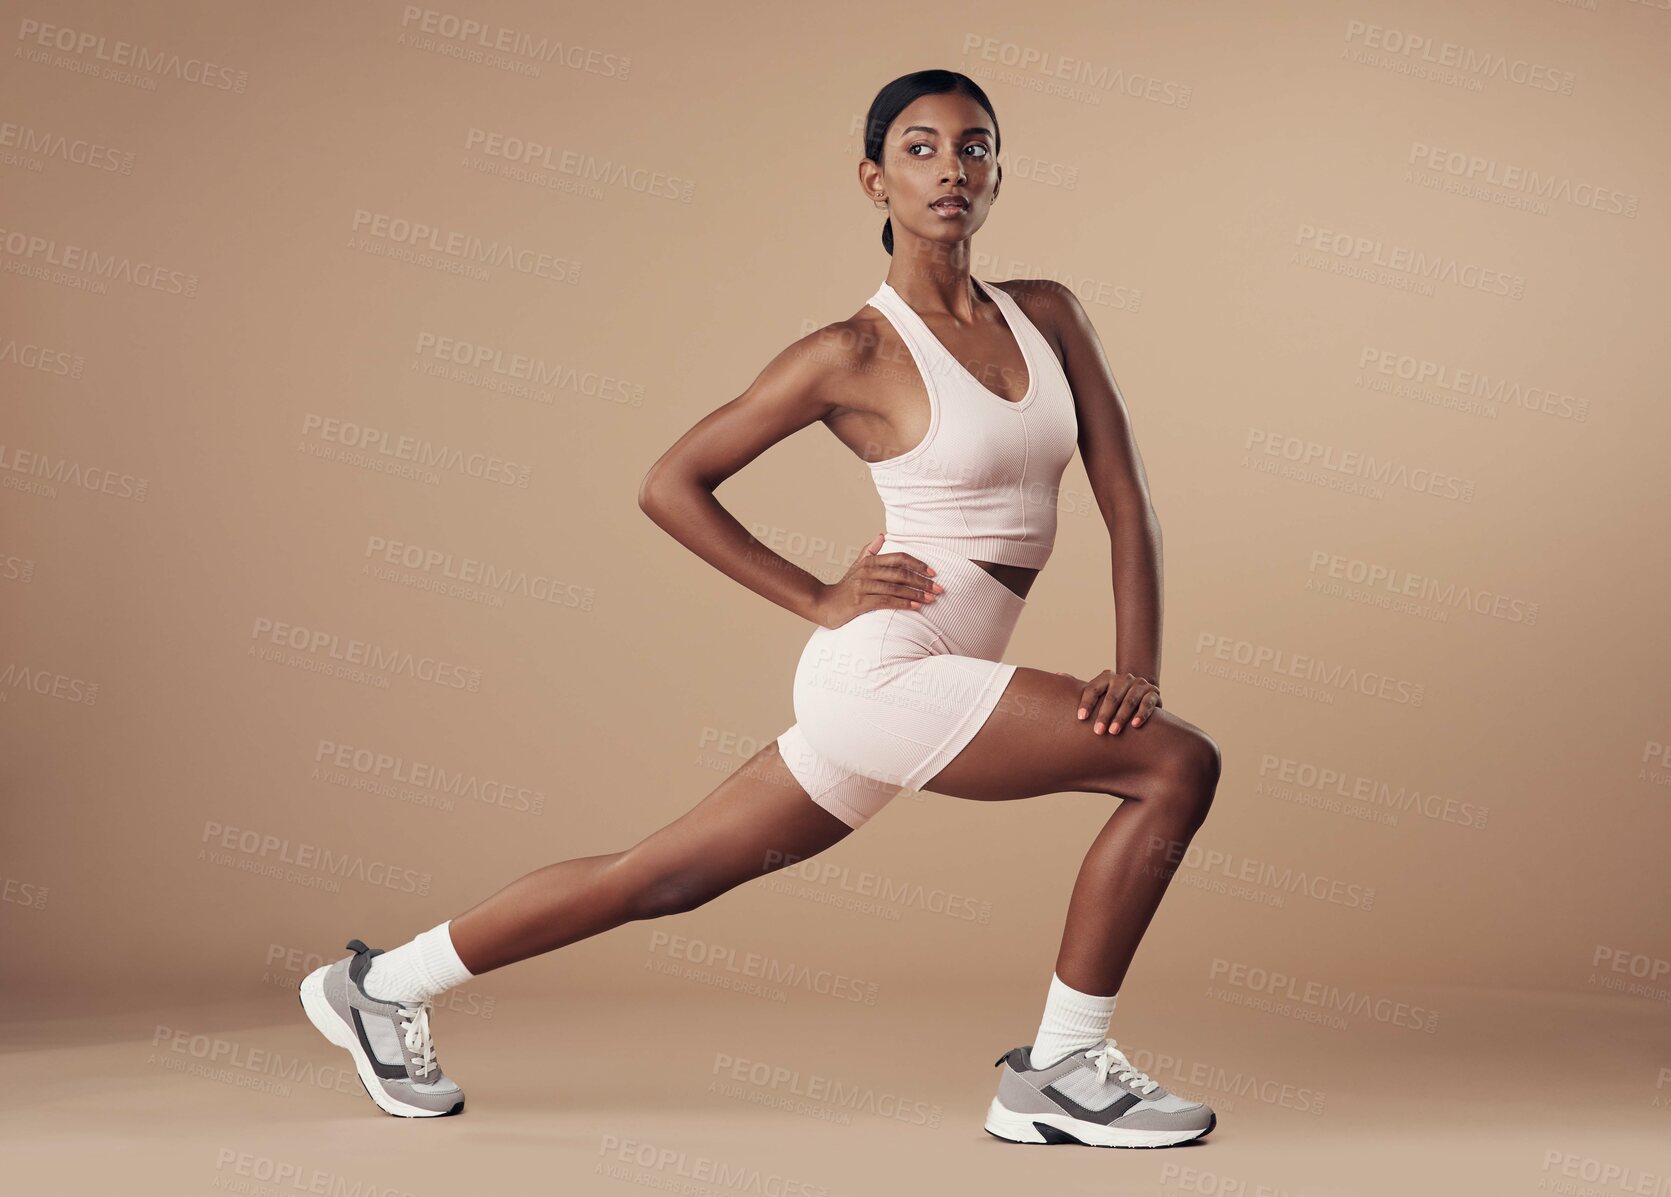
[906,142,935,157]
[965,143,991,159]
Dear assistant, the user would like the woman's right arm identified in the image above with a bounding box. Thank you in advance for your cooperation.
[636,327,940,628]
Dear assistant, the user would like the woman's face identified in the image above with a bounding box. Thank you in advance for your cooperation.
[869,92,1000,253]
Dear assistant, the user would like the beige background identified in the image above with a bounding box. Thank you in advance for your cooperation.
[4,0,1669,1193]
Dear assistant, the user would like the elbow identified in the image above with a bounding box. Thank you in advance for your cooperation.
[638,462,698,522]
[637,465,665,519]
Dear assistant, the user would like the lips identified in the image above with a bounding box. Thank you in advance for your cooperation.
[930,195,969,214]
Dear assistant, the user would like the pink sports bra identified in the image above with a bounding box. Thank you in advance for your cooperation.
[863,277,1079,570]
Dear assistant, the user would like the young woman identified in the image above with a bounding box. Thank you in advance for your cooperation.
[301,69,1222,1149]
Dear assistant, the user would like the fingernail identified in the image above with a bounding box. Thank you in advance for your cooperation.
[1077,707,1088,719]
[1111,724,1121,734]
[1132,717,1142,726]
[1094,722,1105,733]
[927,567,937,575]
[933,583,945,592]
[910,601,920,608]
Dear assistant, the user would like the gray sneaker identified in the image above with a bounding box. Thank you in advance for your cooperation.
[298,938,464,1118]
[985,1038,1214,1148]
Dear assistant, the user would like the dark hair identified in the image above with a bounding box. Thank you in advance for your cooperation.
[863,70,1001,256]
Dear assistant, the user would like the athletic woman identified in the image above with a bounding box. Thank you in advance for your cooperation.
[300,69,1222,1149]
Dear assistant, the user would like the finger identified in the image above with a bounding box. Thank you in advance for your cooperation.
[861,594,919,613]
[871,560,943,595]
[1109,684,1146,735]
[867,580,937,604]
[1131,689,1160,727]
[861,532,886,557]
[1077,680,1107,723]
[1093,680,1129,735]
[879,552,939,581]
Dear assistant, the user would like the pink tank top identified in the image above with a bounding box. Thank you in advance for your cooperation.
[864,277,1079,570]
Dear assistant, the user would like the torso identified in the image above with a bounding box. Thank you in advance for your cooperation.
[818,279,1067,601]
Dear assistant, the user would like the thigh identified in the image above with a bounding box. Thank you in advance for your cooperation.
[622,738,859,893]
[920,666,1215,802]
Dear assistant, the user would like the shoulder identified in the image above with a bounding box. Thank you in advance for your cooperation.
[989,278,1091,355]
[741,307,889,418]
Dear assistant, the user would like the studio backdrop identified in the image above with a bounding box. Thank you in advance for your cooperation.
[4,1,1668,1194]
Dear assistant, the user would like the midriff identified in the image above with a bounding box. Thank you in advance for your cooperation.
[973,560,1038,600]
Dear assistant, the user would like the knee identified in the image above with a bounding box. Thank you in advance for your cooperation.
[1147,725,1222,828]
[628,870,723,921]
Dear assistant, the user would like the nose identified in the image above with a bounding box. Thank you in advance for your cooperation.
[941,153,966,185]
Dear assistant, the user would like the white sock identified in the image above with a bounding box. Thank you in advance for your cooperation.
[1030,971,1117,1068]
[361,920,475,1004]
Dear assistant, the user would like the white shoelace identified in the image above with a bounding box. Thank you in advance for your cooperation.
[397,1001,438,1079]
[1086,1039,1158,1096]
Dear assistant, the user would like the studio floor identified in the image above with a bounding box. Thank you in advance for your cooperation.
[3,982,1666,1196]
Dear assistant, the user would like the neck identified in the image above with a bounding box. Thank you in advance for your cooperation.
[883,246,982,317]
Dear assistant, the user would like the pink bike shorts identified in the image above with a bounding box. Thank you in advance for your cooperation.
[775,538,1028,828]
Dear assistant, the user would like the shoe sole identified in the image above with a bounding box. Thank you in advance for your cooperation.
[983,1097,1214,1148]
[298,965,464,1118]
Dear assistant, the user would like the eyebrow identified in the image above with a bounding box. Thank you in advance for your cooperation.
[900,125,993,138]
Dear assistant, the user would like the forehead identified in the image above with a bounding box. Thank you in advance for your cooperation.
[888,92,992,138]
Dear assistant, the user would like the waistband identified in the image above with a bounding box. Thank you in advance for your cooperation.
[879,537,1029,613]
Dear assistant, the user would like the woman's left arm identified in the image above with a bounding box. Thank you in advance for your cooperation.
[1034,280,1164,734]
